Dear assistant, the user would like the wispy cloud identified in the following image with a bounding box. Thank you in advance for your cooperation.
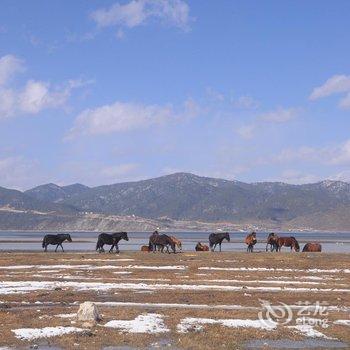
[0,54,93,119]
[90,0,192,35]
[67,98,198,138]
[236,107,299,139]
[309,74,350,109]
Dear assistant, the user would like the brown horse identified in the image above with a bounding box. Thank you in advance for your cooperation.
[195,242,209,251]
[169,236,182,252]
[277,237,300,252]
[245,232,257,252]
[141,245,151,252]
[266,232,279,252]
[302,242,322,252]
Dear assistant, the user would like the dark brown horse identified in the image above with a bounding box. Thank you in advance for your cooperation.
[195,242,209,251]
[277,236,300,252]
[266,232,279,252]
[245,232,257,252]
[209,232,230,252]
[149,231,175,254]
[302,242,322,252]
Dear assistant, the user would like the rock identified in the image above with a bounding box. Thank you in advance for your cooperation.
[76,302,101,323]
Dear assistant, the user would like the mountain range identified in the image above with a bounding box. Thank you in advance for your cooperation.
[1,172,350,231]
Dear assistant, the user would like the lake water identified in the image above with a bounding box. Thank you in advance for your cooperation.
[0,231,350,253]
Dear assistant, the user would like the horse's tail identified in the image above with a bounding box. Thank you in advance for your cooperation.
[42,236,46,248]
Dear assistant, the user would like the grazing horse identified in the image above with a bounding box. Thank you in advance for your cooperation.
[245,232,257,252]
[169,236,182,252]
[195,242,209,251]
[96,232,129,253]
[302,242,322,252]
[266,232,279,252]
[42,234,72,252]
[277,236,300,252]
[209,232,230,252]
[149,232,175,254]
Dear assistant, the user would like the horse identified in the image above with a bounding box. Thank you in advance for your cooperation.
[266,232,279,252]
[42,234,72,252]
[195,242,209,251]
[302,242,322,252]
[209,232,230,252]
[96,232,129,253]
[149,232,175,254]
[169,236,182,252]
[277,236,300,252]
[141,245,151,252]
[245,232,257,252]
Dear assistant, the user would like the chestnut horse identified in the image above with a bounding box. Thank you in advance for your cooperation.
[195,242,209,251]
[277,236,300,252]
[245,232,257,252]
[302,242,322,252]
[141,245,151,252]
[169,236,182,252]
[266,232,279,252]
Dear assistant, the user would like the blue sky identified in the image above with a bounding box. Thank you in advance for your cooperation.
[1,0,350,189]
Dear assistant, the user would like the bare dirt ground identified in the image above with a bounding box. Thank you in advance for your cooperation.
[0,251,349,349]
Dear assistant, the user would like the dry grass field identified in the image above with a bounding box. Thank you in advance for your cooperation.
[0,251,349,349]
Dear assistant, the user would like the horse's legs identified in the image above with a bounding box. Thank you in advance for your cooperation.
[60,244,64,252]
[44,244,47,252]
[219,243,222,252]
[55,244,59,252]
[109,244,114,253]
[115,244,119,254]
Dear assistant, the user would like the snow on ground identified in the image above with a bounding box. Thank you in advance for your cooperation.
[104,313,169,334]
[288,325,334,339]
[1,281,350,294]
[334,320,350,326]
[12,326,86,340]
[55,313,77,318]
[177,317,277,333]
[198,267,350,274]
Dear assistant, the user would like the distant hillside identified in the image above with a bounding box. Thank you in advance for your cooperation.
[25,183,90,203]
[1,173,350,231]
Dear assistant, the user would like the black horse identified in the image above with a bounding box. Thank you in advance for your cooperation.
[209,232,230,252]
[96,232,129,253]
[149,231,175,254]
[42,234,72,252]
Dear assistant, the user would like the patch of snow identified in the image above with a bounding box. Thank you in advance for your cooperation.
[288,325,334,339]
[334,320,350,326]
[104,313,169,333]
[56,313,77,318]
[177,317,277,333]
[12,326,86,340]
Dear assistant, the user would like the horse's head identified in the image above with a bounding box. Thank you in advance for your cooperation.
[66,234,72,242]
[225,232,230,242]
[122,232,129,241]
[153,230,159,235]
[251,232,257,243]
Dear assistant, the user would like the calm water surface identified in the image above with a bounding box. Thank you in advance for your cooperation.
[0,231,349,253]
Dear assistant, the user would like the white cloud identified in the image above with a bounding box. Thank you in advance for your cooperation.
[309,75,350,100]
[259,107,299,123]
[275,170,320,185]
[236,124,255,139]
[339,92,350,109]
[100,163,139,179]
[0,55,24,86]
[0,156,38,190]
[236,107,298,139]
[234,95,259,109]
[0,54,92,120]
[265,139,350,167]
[67,99,198,138]
[90,0,192,32]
